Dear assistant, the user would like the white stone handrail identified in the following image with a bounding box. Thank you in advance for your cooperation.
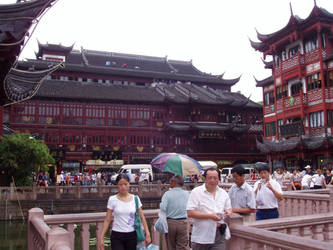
[29,208,333,250]
[278,186,333,217]
[229,223,333,250]
[28,208,72,250]
[28,208,166,250]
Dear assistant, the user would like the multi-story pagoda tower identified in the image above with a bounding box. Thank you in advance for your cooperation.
[251,3,333,170]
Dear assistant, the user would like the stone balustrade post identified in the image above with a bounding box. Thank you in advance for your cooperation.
[27,208,44,250]
[156,181,162,197]
[56,185,60,200]
[226,213,244,249]
[46,226,72,250]
[76,186,81,199]
[32,185,38,200]
[97,183,103,198]
[138,182,143,197]
[327,184,333,212]
[9,182,15,200]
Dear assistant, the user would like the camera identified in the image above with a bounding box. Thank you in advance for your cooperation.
[218,223,227,235]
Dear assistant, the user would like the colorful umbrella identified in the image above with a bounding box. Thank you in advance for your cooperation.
[151,153,202,176]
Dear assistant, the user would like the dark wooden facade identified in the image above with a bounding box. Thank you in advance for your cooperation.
[4,42,264,170]
[251,3,333,170]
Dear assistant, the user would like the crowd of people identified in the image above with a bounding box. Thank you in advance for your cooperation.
[272,165,333,190]
[35,170,118,187]
[98,164,286,250]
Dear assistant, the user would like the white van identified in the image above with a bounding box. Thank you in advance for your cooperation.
[111,164,153,183]
[221,166,253,182]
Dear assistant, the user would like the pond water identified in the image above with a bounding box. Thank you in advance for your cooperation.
[0,220,27,250]
[0,220,111,250]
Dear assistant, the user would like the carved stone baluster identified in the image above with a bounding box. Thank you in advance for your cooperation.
[81,223,90,250]
[290,227,299,236]
[151,219,160,246]
[306,200,313,215]
[287,198,292,217]
[279,199,285,217]
[303,225,313,239]
[96,222,103,248]
[299,226,305,237]
[328,223,333,241]
[255,242,265,250]
[323,223,329,241]
[292,198,297,216]
[312,224,319,240]
[162,233,168,250]
[66,223,75,249]
[299,198,305,215]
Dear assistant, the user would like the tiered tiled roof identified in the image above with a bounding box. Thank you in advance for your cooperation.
[36,42,74,59]
[28,44,240,86]
[254,75,274,88]
[256,136,333,153]
[0,0,57,105]
[250,5,333,53]
[34,80,262,108]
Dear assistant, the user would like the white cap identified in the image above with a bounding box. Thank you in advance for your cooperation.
[305,165,311,169]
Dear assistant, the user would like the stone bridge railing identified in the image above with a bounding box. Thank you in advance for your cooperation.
[27,185,333,250]
[28,208,333,250]
[228,213,333,250]
[0,183,233,201]
[28,208,167,250]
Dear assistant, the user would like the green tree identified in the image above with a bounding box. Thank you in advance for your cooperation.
[0,133,55,186]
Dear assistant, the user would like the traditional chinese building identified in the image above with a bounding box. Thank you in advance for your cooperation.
[251,3,333,170]
[0,0,58,137]
[4,42,263,171]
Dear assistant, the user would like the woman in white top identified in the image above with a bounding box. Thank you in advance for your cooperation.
[98,173,151,250]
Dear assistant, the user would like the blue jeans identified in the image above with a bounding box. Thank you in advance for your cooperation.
[256,208,279,220]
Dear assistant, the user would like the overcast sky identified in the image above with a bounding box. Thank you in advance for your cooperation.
[4,0,333,102]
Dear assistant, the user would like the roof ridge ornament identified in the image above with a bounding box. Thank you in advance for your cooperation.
[289,2,294,17]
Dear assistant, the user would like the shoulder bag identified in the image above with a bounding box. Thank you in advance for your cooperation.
[134,195,146,242]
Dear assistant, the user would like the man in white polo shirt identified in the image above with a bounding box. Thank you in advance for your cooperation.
[187,168,232,250]
[254,164,283,220]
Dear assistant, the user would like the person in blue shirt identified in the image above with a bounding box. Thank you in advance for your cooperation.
[160,175,189,250]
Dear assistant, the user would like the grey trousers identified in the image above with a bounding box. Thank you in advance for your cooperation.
[191,229,225,250]
[167,219,189,250]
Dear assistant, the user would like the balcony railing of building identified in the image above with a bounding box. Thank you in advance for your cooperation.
[27,186,333,250]
[274,48,330,76]
[264,87,333,116]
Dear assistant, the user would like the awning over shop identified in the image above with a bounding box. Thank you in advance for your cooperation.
[198,161,218,169]
[85,159,124,168]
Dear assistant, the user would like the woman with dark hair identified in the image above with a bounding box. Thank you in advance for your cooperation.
[98,173,151,250]
[290,169,302,190]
